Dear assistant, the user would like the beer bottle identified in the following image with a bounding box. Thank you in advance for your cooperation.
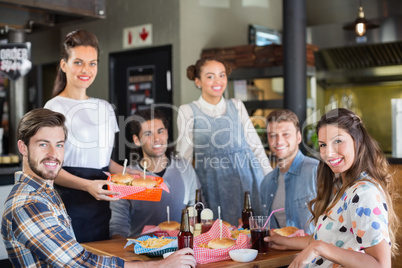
[241,191,254,229]
[194,188,204,224]
[177,209,193,249]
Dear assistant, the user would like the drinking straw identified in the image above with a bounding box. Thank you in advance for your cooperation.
[122,159,128,175]
[263,208,284,229]
[167,206,170,223]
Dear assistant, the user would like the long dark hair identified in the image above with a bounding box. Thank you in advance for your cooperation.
[309,108,399,255]
[52,29,99,97]
[129,108,176,162]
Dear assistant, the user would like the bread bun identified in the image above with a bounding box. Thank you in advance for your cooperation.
[207,237,236,249]
[274,226,299,236]
[158,221,180,231]
[111,173,134,185]
[222,221,231,228]
[131,177,157,188]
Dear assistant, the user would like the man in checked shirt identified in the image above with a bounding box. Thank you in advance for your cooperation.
[1,108,196,268]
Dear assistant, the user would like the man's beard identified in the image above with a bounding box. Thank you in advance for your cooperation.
[28,154,62,181]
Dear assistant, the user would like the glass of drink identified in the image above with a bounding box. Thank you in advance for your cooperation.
[249,216,269,253]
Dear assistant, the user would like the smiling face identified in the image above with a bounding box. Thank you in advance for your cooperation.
[133,119,168,160]
[267,121,301,168]
[318,124,356,177]
[18,126,65,181]
[195,60,227,104]
[60,45,98,91]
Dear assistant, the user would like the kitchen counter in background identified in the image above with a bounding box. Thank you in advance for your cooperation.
[389,164,402,268]
[0,165,20,186]
[0,165,19,263]
[387,157,402,165]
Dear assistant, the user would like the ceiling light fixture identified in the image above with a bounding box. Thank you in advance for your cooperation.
[343,0,379,36]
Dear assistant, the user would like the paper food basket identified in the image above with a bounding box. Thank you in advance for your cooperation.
[194,219,250,264]
[125,235,178,257]
[141,225,180,237]
[107,174,170,201]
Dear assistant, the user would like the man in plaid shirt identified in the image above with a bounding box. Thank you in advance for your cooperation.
[1,108,195,268]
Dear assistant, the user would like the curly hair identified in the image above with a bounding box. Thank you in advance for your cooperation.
[309,108,399,256]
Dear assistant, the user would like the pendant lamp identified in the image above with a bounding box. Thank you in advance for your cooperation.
[343,0,379,36]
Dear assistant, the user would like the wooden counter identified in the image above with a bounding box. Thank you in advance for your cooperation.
[81,238,300,268]
[82,164,402,267]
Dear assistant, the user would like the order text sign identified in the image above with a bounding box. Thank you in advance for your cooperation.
[0,42,32,81]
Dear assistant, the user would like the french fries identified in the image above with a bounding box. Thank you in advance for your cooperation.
[131,237,175,248]
[231,229,250,239]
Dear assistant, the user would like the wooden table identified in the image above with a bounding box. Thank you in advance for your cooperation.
[82,238,300,267]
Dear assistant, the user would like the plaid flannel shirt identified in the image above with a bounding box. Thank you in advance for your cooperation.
[1,171,124,267]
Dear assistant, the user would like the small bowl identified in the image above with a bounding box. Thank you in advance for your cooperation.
[229,249,258,262]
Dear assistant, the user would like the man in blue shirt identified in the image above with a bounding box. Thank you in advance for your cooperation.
[260,109,318,234]
[1,108,195,268]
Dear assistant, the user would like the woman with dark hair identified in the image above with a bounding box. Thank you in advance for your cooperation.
[44,29,139,243]
[265,108,399,267]
[177,57,272,225]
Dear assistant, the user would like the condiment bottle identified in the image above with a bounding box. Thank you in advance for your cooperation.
[194,189,204,224]
[200,208,213,233]
[241,191,254,229]
[187,206,196,233]
[177,209,193,249]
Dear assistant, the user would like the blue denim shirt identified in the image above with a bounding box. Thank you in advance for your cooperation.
[260,150,318,234]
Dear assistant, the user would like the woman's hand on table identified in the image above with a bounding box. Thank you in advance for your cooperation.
[85,180,121,201]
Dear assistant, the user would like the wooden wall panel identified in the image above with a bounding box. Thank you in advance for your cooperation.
[390,164,402,268]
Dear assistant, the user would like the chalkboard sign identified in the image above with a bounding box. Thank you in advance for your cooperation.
[0,42,32,81]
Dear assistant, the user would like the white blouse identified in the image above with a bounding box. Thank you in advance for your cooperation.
[176,96,272,175]
[44,96,119,169]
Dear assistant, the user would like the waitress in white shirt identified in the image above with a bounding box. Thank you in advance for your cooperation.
[44,29,139,242]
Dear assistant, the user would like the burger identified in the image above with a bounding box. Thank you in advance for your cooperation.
[207,237,236,249]
[130,177,157,188]
[222,221,232,228]
[158,221,180,231]
[111,173,134,185]
[274,226,299,236]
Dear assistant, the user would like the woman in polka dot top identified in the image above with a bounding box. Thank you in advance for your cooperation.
[265,108,399,268]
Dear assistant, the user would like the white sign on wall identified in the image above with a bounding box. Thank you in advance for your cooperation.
[0,42,32,81]
[123,24,152,49]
